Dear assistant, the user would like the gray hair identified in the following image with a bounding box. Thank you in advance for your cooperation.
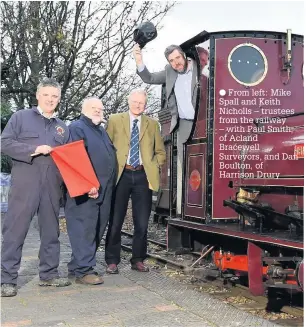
[81,96,103,112]
[164,45,185,61]
[37,78,61,96]
[128,89,147,103]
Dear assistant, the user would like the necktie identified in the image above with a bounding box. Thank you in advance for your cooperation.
[129,119,140,168]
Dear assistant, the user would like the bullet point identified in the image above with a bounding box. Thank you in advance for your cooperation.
[219,89,226,96]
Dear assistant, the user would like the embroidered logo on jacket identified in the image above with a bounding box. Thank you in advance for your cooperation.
[55,125,65,137]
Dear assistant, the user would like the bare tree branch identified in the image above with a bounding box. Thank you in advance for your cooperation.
[1,1,176,119]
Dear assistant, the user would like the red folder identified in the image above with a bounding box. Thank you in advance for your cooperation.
[50,140,100,197]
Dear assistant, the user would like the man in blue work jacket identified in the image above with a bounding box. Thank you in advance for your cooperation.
[1,78,71,297]
[65,97,117,285]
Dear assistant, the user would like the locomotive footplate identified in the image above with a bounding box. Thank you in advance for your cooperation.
[223,199,303,235]
[167,218,303,251]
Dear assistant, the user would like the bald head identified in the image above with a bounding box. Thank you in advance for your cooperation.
[81,97,104,125]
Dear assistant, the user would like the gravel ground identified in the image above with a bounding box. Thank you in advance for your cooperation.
[60,200,166,242]
[122,200,167,243]
[58,204,302,324]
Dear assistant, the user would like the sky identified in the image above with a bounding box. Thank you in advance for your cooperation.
[139,1,304,72]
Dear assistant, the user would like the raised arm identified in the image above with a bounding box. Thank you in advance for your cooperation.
[133,44,166,85]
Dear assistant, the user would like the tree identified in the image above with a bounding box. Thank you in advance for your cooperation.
[1,1,175,120]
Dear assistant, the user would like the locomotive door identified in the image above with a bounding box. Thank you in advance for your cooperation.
[155,95,174,218]
[183,42,210,220]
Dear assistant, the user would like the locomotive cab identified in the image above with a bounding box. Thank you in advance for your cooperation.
[156,29,304,295]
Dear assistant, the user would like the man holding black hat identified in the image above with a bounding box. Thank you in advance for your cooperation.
[133,43,198,216]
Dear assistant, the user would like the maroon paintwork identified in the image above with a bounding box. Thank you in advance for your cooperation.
[297,260,304,290]
[242,127,303,179]
[162,32,303,294]
[185,143,207,218]
[248,242,265,296]
[168,219,303,250]
[212,37,304,219]
[158,32,304,263]
[193,75,208,139]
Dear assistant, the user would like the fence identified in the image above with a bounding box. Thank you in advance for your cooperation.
[1,173,11,212]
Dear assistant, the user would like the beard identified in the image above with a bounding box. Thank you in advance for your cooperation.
[91,117,102,125]
[175,58,188,74]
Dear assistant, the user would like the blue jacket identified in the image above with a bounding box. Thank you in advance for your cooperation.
[1,107,69,166]
[1,107,70,203]
[68,115,117,199]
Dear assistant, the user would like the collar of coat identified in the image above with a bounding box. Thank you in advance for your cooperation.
[33,107,61,122]
[120,111,149,142]
[165,58,197,99]
[80,114,102,129]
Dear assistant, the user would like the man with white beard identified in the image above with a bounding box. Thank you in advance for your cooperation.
[65,97,117,285]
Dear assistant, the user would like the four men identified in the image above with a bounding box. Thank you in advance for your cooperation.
[105,90,166,273]
[1,41,188,295]
[1,78,71,297]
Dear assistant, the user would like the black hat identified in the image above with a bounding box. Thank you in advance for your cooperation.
[133,22,157,49]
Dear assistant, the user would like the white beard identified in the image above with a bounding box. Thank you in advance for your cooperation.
[92,117,102,125]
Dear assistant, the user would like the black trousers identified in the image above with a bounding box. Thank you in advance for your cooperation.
[105,169,152,265]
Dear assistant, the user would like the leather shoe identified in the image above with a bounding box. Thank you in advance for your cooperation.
[131,262,149,272]
[1,284,17,297]
[106,264,119,274]
[75,274,104,285]
[39,277,71,287]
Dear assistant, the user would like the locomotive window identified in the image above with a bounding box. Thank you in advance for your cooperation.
[228,43,268,86]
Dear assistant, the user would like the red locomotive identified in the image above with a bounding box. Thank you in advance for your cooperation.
[156,29,304,295]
